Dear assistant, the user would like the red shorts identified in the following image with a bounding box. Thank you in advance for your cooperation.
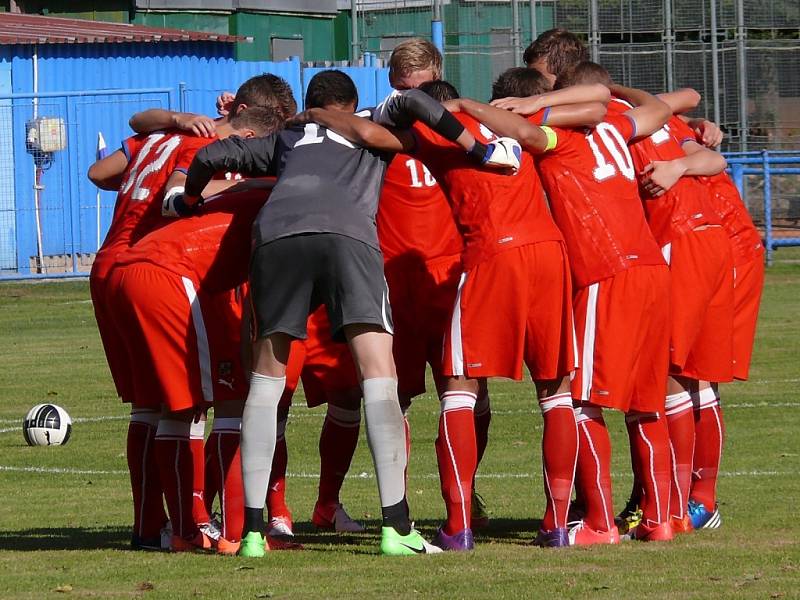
[442,241,576,380]
[385,253,461,398]
[280,307,360,408]
[667,227,734,382]
[732,255,764,380]
[110,263,249,411]
[571,266,670,413]
[90,271,134,402]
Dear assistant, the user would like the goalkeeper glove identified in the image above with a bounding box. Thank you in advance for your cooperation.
[162,186,202,217]
[467,138,522,172]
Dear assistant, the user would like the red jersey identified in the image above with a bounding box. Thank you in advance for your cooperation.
[536,113,665,288]
[608,101,720,246]
[377,153,463,264]
[667,118,763,265]
[115,189,268,293]
[92,130,215,280]
[412,112,563,270]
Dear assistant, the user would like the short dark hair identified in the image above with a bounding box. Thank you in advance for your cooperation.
[555,61,613,89]
[305,70,358,110]
[229,106,284,136]
[417,79,460,102]
[230,73,297,120]
[491,67,551,101]
[523,28,588,76]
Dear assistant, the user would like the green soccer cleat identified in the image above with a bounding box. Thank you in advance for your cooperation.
[380,527,443,556]
[238,531,266,558]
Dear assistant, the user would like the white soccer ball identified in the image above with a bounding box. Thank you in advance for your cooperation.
[23,404,72,446]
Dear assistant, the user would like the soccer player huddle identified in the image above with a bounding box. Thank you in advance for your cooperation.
[88,29,764,556]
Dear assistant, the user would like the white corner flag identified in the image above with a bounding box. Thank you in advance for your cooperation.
[95,132,108,250]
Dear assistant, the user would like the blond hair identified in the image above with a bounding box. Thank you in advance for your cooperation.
[388,38,443,85]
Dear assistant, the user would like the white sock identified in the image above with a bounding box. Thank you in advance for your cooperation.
[241,373,285,509]
[362,377,407,508]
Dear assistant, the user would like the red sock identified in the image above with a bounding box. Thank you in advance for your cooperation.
[435,391,477,535]
[318,404,361,507]
[155,419,201,539]
[189,419,208,526]
[691,389,724,509]
[665,391,695,519]
[474,390,491,469]
[208,418,244,541]
[266,417,289,520]
[540,394,578,531]
[624,418,644,507]
[626,412,671,526]
[127,409,166,539]
[575,404,614,532]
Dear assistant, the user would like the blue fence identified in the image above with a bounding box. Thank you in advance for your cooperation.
[726,151,800,265]
[0,59,391,280]
[0,61,796,279]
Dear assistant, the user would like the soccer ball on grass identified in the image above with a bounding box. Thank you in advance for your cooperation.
[23,404,72,446]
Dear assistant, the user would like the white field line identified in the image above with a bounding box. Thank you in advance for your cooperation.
[2,401,799,432]
[0,465,793,479]
[0,414,127,434]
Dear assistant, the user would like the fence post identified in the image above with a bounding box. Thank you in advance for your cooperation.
[589,0,600,62]
[432,0,444,56]
[664,0,674,91]
[762,150,773,265]
[736,0,748,151]
[709,0,721,126]
[179,82,186,112]
[512,0,522,67]
[351,0,360,64]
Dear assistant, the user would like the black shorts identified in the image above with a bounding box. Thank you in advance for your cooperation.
[250,233,393,342]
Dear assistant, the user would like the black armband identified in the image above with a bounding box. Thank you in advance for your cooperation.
[434,109,467,142]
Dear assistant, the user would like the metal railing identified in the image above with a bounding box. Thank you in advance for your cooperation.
[726,151,800,265]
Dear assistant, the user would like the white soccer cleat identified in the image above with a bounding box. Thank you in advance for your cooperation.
[331,504,365,533]
[483,137,522,172]
[267,515,295,538]
[312,502,365,533]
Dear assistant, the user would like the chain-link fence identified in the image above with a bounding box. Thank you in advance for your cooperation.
[0,90,172,278]
[355,0,800,151]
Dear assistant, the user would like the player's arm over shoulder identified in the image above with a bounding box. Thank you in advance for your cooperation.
[87,135,145,191]
[129,109,217,138]
[445,97,551,154]
[288,108,414,154]
[87,149,129,191]
[184,135,280,200]
[610,84,671,140]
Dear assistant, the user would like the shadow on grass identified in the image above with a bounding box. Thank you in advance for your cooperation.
[0,518,546,552]
[0,526,131,551]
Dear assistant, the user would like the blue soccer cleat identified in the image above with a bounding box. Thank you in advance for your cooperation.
[688,500,721,529]
[431,527,475,552]
[533,528,570,548]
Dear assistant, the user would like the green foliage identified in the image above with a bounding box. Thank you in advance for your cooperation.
[0,254,799,598]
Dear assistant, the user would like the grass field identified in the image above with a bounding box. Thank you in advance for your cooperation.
[1,252,799,599]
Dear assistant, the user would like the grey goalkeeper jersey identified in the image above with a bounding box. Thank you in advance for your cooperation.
[185,109,392,250]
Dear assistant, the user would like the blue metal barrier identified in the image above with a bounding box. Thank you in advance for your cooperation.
[725,151,800,265]
[0,64,395,281]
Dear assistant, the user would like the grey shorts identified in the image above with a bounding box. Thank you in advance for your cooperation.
[250,233,393,342]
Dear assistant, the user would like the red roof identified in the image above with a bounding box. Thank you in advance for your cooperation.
[0,13,250,45]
